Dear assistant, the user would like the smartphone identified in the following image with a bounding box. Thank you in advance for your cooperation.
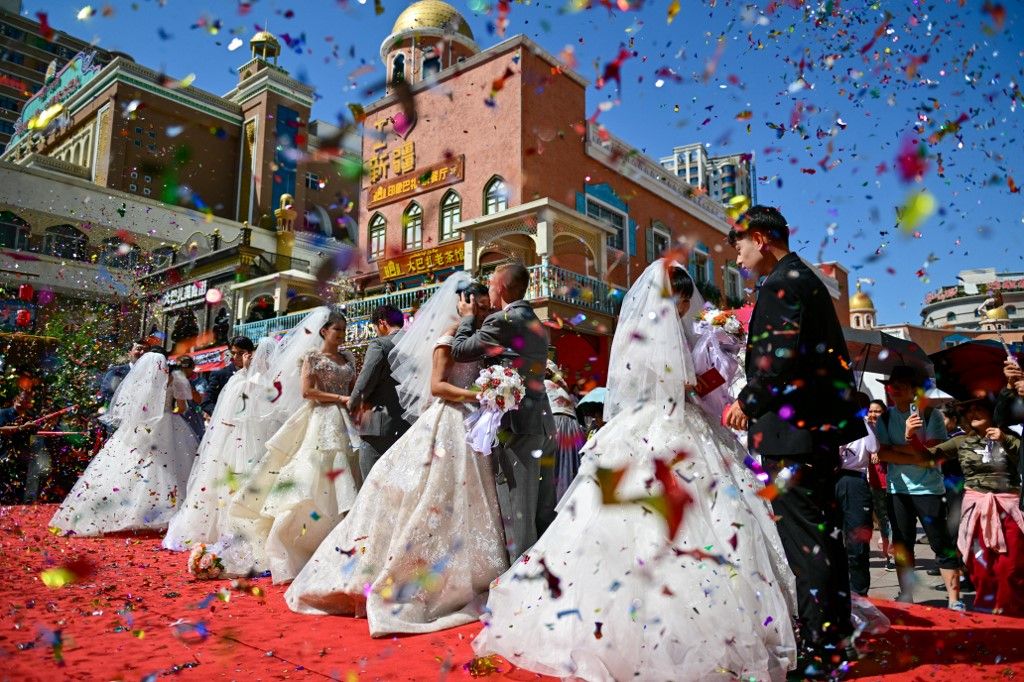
[909,402,919,415]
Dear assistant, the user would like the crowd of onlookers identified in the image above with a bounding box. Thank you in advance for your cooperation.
[837,362,1024,616]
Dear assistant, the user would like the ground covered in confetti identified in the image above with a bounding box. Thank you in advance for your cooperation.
[2,504,1023,681]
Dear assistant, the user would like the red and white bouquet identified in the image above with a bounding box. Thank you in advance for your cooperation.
[697,306,745,337]
[465,364,525,456]
[187,544,224,580]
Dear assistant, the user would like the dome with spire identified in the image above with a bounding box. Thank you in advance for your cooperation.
[985,305,1010,320]
[391,0,474,41]
[849,283,875,312]
[250,30,281,61]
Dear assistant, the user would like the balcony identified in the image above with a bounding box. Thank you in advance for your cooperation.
[231,263,623,342]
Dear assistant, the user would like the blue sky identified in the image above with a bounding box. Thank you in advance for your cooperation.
[19,0,1023,325]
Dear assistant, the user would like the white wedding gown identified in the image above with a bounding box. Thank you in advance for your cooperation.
[219,350,361,583]
[162,346,279,551]
[51,359,198,536]
[473,392,798,680]
[285,336,509,636]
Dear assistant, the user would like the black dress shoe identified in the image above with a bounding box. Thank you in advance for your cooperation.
[926,567,941,576]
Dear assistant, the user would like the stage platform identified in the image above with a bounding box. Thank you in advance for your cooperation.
[2,504,1023,680]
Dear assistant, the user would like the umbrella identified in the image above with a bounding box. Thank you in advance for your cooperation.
[843,327,934,380]
[929,340,1011,402]
[575,387,607,417]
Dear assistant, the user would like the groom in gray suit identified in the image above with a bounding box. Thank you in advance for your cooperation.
[452,263,556,559]
[349,305,410,478]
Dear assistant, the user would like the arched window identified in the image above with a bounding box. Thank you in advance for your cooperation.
[484,176,508,215]
[43,224,87,260]
[0,211,30,251]
[422,47,441,78]
[101,237,140,270]
[1006,305,1017,316]
[391,53,406,85]
[150,246,176,270]
[403,202,423,251]
[853,314,861,327]
[946,311,957,322]
[368,213,386,261]
[440,191,461,242]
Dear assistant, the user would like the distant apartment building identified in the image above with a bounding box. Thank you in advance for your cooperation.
[658,142,756,206]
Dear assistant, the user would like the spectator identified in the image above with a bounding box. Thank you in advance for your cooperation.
[545,360,586,501]
[876,365,963,610]
[867,399,894,570]
[201,336,254,416]
[174,355,205,440]
[837,392,879,596]
[930,396,1023,615]
[0,391,53,504]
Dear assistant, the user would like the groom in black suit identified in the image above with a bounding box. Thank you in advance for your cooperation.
[452,263,556,559]
[724,206,865,676]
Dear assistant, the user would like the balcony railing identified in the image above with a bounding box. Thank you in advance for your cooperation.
[232,264,624,341]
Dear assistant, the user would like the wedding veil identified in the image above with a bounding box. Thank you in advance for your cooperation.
[603,258,698,421]
[390,270,473,422]
[100,352,169,428]
[265,306,330,422]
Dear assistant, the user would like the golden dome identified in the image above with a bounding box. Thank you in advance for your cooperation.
[849,283,875,311]
[251,31,280,46]
[391,0,474,40]
[985,306,1010,320]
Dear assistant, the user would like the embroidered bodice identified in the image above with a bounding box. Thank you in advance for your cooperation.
[436,335,479,390]
[305,351,353,395]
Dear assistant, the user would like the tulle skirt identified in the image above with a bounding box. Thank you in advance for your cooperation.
[472,403,798,682]
[218,401,361,583]
[50,413,198,536]
[285,399,508,636]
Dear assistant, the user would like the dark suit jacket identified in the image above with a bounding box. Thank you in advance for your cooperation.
[741,252,865,456]
[451,299,553,436]
[349,330,408,437]
[98,363,131,406]
[201,364,237,415]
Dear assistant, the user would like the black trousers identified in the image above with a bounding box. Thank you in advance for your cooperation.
[763,451,852,649]
[835,471,873,596]
[887,492,960,570]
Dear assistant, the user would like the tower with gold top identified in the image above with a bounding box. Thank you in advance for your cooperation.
[381,0,479,91]
[849,283,876,329]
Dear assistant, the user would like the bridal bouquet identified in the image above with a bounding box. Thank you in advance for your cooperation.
[187,544,224,580]
[697,306,745,336]
[465,365,525,456]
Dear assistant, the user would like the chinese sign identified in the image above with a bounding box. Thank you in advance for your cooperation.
[378,241,465,281]
[161,279,208,311]
[368,156,465,209]
[344,313,412,346]
[369,140,416,184]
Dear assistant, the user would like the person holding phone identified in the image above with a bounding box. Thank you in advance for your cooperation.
[876,365,962,609]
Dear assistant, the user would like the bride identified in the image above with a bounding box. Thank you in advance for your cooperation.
[220,307,361,583]
[51,352,199,536]
[285,271,509,636]
[162,337,278,551]
[472,259,798,681]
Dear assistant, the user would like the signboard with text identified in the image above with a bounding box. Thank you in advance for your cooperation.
[378,241,465,281]
[10,51,102,147]
[367,156,465,208]
[161,279,208,311]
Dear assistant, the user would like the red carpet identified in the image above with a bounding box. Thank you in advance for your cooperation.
[2,504,1023,681]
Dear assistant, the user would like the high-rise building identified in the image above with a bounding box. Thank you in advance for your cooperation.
[0,1,116,148]
[658,143,757,206]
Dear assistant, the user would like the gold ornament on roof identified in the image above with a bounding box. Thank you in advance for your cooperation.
[391,0,474,40]
[849,283,875,312]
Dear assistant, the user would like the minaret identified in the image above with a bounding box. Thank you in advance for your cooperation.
[849,283,876,329]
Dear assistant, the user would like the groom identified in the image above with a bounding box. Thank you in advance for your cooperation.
[452,263,556,559]
[724,206,865,676]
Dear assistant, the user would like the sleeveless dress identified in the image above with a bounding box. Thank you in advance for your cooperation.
[50,373,198,536]
[284,335,509,636]
[220,350,361,583]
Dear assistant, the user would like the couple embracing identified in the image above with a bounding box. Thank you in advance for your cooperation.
[285,263,555,635]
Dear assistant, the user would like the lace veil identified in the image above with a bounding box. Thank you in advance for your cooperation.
[390,270,473,422]
[100,351,169,428]
[603,259,699,421]
[266,306,330,422]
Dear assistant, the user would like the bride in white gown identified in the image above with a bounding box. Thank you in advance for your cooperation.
[51,352,199,536]
[218,307,361,583]
[472,259,798,681]
[285,272,509,636]
[162,337,278,551]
